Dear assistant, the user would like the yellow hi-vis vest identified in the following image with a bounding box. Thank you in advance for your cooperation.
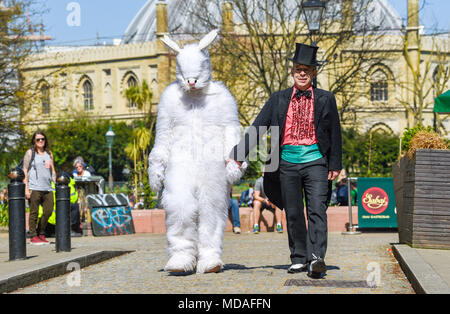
[38,178,78,225]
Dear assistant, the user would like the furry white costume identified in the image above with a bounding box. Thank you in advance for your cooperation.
[148,30,244,274]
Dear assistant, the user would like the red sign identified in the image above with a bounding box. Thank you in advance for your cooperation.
[361,187,389,215]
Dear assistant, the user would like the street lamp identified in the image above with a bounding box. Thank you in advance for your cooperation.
[302,0,326,88]
[302,0,326,37]
[105,125,115,192]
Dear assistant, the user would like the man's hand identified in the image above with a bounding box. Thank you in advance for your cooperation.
[328,170,341,181]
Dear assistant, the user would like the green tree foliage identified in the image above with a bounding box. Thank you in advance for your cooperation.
[342,128,399,177]
[0,203,8,227]
[44,118,132,181]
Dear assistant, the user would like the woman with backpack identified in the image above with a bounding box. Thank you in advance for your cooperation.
[23,131,56,245]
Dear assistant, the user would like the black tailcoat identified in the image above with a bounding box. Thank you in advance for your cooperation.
[230,86,343,208]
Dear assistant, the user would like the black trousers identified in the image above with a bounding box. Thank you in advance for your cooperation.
[70,203,81,232]
[279,157,330,264]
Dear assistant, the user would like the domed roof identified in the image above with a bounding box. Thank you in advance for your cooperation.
[122,0,403,44]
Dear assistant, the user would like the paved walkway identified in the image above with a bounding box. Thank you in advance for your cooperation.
[0,231,418,294]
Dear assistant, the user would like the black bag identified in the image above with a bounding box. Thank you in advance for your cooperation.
[16,149,35,172]
[85,165,96,175]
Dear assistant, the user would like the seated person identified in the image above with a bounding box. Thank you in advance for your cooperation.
[73,160,91,177]
[252,173,283,234]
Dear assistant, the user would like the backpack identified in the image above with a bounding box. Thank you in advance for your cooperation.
[17,149,53,179]
[336,184,348,205]
[240,188,253,207]
[16,149,36,173]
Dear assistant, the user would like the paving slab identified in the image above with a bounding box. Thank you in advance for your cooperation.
[392,244,450,294]
[0,232,416,294]
[0,233,134,293]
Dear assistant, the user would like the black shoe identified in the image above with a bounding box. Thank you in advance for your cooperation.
[308,254,326,278]
[287,263,307,274]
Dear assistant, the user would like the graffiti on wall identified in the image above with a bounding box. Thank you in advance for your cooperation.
[87,193,135,236]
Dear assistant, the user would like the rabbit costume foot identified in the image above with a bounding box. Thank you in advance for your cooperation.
[164,254,197,273]
[196,258,223,274]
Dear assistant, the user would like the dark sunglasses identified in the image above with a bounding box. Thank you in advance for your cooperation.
[35,138,46,142]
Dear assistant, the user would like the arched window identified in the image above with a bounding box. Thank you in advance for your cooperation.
[127,76,138,108]
[40,84,50,114]
[370,70,389,101]
[369,123,394,136]
[370,70,388,102]
[82,80,94,111]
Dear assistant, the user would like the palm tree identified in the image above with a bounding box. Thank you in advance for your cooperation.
[125,79,152,112]
[124,80,156,199]
[125,127,152,198]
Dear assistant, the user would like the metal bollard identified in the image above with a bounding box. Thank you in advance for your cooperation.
[55,173,71,252]
[342,177,361,235]
[8,168,27,261]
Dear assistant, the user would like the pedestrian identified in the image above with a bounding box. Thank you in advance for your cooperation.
[128,192,136,209]
[336,177,349,206]
[73,159,91,177]
[229,185,241,234]
[351,181,358,205]
[252,173,283,234]
[23,130,57,245]
[1,187,7,205]
[228,43,343,278]
[0,188,6,206]
[69,175,82,237]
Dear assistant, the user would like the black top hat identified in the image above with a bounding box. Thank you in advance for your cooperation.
[289,43,319,66]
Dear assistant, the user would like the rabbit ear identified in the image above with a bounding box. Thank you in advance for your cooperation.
[198,29,219,51]
[160,35,181,53]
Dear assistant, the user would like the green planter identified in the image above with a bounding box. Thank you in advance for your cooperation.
[392,149,450,249]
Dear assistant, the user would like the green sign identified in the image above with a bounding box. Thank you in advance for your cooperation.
[357,177,398,228]
[434,90,450,114]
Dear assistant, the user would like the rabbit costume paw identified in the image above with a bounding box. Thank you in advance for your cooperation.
[148,161,165,193]
[226,160,247,184]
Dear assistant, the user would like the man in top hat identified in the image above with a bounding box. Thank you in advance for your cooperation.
[228,43,342,278]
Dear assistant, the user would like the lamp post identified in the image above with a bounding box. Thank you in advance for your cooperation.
[105,125,115,192]
[302,0,326,88]
[302,0,326,39]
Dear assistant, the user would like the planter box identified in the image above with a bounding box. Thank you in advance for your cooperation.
[392,149,450,249]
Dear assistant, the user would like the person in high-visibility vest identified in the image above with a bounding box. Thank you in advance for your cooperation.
[69,177,82,236]
[38,177,82,237]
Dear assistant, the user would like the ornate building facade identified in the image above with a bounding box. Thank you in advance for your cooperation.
[20,0,449,137]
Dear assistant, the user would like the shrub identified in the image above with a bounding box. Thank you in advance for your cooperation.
[0,204,8,227]
[401,125,434,154]
[407,130,448,159]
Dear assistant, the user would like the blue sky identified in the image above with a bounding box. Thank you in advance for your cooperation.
[38,0,450,46]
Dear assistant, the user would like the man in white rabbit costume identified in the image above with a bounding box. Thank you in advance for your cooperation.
[148,30,245,274]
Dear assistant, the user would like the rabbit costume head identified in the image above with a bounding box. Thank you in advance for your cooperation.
[161,29,219,92]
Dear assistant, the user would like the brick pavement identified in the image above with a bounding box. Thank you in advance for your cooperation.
[3,232,414,294]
